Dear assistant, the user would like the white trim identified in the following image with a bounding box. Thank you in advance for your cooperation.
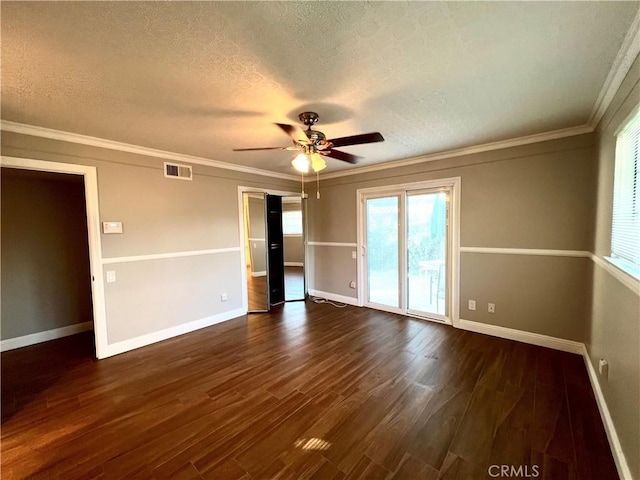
[248,238,265,242]
[614,103,640,138]
[580,345,633,480]
[605,257,640,283]
[101,247,241,265]
[460,247,591,258]
[591,254,640,296]
[308,289,360,307]
[457,319,584,354]
[1,322,94,352]
[0,120,298,182]
[1,156,109,359]
[589,9,640,129]
[2,120,594,183]
[284,262,304,267]
[104,308,245,357]
[354,177,459,196]
[307,241,357,247]
[308,125,593,182]
[251,271,267,277]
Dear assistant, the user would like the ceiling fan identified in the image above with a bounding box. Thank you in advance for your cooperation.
[233,112,384,173]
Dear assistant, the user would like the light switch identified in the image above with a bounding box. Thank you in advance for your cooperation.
[106,271,116,283]
[351,251,357,259]
[103,222,123,234]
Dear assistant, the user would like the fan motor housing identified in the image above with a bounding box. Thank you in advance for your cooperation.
[299,111,319,127]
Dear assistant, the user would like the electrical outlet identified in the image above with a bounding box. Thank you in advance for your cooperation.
[220,293,228,302]
[468,300,476,311]
[351,251,357,259]
[349,281,356,289]
[106,271,116,283]
[599,359,609,380]
[488,303,496,313]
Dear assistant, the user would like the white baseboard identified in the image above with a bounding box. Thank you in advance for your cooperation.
[104,308,245,358]
[308,289,359,307]
[457,319,584,354]
[284,262,304,267]
[251,271,266,277]
[1,321,94,352]
[580,345,632,480]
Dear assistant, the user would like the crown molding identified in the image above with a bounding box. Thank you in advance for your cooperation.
[0,121,594,186]
[588,8,640,129]
[309,124,594,182]
[0,120,299,182]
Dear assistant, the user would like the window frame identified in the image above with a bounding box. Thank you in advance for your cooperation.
[282,209,303,236]
[606,105,640,282]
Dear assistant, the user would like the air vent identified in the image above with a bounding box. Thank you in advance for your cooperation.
[164,162,192,180]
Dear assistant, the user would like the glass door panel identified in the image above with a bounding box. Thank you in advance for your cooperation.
[407,191,447,317]
[366,196,400,308]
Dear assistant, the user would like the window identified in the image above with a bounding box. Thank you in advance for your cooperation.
[611,108,640,279]
[282,210,302,235]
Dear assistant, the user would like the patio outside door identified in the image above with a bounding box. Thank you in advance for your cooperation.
[363,187,449,322]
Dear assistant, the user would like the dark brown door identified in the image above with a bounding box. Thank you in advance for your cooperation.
[266,194,285,306]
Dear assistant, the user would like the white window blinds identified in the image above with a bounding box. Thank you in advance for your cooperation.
[612,109,640,270]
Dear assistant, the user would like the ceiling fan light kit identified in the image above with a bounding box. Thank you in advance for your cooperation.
[292,152,310,173]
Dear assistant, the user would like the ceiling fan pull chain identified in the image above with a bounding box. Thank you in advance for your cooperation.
[301,172,305,197]
[316,171,320,199]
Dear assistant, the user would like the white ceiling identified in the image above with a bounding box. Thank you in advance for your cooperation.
[1,2,638,175]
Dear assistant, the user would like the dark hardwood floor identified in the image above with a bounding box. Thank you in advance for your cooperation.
[247,268,268,311]
[248,267,305,310]
[284,266,305,301]
[1,302,618,479]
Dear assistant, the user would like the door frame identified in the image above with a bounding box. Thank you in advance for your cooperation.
[237,186,302,314]
[356,177,461,327]
[1,156,109,358]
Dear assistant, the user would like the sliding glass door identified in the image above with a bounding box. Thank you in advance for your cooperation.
[365,195,401,309]
[363,187,449,321]
[406,191,447,318]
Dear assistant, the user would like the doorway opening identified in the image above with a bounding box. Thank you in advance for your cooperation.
[0,157,107,358]
[357,177,460,325]
[1,162,105,421]
[238,187,306,314]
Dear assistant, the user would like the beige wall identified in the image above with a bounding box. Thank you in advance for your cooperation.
[284,235,303,264]
[1,132,297,350]
[307,133,596,342]
[1,168,93,339]
[590,54,640,479]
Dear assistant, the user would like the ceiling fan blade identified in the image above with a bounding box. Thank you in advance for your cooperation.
[233,146,290,151]
[275,123,310,144]
[325,149,361,164]
[328,132,384,148]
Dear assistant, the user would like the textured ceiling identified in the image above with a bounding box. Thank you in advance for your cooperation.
[1,1,637,174]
